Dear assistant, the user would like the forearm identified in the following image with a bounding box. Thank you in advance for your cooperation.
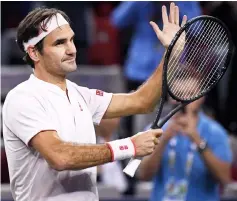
[135,56,164,113]
[199,148,231,184]
[51,142,112,171]
[138,138,167,180]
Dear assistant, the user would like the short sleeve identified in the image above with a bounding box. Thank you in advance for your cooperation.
[207,124,233,163]
[3,93,57,146]
[74,86,113,125]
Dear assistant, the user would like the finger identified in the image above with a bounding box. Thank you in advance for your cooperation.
[152,129,163,137]
[169,2,175,23]
[181,15,188,27]
[175,6,179,25]
[162,5,169,24]
[150,21,163,39]
[154,138,159,145]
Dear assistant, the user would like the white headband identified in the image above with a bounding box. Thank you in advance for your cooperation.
[23,13,69,52]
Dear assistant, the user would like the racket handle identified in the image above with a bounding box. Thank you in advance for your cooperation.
[151,123,159,129]
[123,158,142,177]
[123,122,160,177]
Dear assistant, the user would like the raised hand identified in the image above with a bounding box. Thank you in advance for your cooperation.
[131,129,163,157]
[179,111,201,144]
[150,2,187,49]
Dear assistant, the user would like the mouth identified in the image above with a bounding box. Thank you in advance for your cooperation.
[64,58,75,63]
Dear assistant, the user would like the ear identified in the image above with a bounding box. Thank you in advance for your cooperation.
[27,46,40,62]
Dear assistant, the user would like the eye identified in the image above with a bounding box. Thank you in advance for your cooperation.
[55,40,65,46]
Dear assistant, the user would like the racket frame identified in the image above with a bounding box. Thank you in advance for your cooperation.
[151,15,234,129]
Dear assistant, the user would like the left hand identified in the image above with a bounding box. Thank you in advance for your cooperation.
[150,2,187,49]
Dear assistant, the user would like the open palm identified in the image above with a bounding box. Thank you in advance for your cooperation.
[150,2,187,49]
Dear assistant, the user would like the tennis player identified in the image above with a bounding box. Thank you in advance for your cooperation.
[2,3,186,201]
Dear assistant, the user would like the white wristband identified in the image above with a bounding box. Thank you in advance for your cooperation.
[106,138,136,161]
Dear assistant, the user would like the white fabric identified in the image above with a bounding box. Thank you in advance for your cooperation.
[123,158,142,177]
[2,74,112,201]
[23,13,69,51]
[107,138,135,161]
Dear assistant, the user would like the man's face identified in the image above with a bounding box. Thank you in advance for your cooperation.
[38,24,77,76]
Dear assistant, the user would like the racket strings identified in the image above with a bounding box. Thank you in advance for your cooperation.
[184,30,228,98]
[168,20,218,87]
[187,23,222,73]
[166,19,230,100]
[167,20,212,79]
[167,20,207,79]
[193,39,228,96]
[169,21,218,96]
[169,20,220,97]
[177,26,228,98]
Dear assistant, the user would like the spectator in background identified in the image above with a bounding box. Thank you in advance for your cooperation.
[138,78,233,201]
[88,2,121,66]
[110,1,201,194]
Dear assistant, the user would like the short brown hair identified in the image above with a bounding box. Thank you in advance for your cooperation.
[16,7,70,68]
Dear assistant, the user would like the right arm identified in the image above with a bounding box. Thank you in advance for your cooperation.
[30,129,162,171]
[30,130,112,171]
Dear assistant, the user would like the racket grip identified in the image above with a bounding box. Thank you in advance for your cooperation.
[123,158,142,177]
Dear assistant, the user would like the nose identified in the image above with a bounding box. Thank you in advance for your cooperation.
[66,41,77,56]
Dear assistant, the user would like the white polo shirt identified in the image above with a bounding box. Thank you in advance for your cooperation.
[2,74,113,201]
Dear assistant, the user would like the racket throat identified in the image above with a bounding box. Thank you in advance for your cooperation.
[152,102,189,129]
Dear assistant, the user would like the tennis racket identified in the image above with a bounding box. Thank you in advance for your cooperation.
[123,15,234,177]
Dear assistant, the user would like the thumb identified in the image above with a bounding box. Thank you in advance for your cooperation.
[150,21,163,40]
[152,129,163,138]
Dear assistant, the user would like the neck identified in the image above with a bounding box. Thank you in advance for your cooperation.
[34,67,67,91]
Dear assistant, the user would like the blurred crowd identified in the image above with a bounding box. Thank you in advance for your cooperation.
[1,1,237,200]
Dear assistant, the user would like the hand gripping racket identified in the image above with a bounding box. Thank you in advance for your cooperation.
[123,15,234,177]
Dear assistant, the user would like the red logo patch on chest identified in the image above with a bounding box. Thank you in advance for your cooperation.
[96,90,104,96]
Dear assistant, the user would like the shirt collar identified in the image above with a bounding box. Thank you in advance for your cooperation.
[29,74,70,96]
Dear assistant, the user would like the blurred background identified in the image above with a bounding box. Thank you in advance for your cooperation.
[1,1,237,201]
